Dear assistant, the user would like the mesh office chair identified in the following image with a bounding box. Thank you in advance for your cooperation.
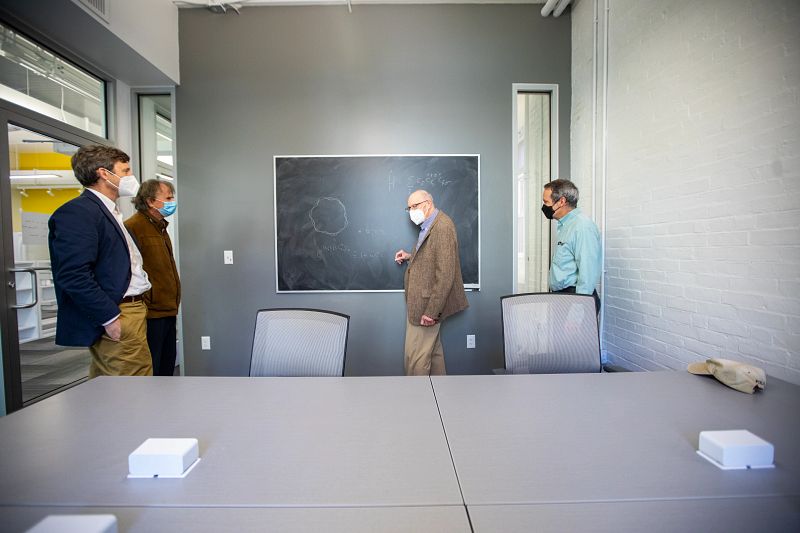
[501,292,601,374]
[249,308,349,377]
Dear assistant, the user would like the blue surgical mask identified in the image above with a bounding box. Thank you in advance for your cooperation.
[157,200,177,217]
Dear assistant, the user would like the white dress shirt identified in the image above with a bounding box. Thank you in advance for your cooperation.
[86,188,152,299]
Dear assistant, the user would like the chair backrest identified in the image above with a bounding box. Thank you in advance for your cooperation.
[249,308,349,377]
[501,293,601,374]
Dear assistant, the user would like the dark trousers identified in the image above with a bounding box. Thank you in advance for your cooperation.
[146,316,178,376]
[554,286,601,315]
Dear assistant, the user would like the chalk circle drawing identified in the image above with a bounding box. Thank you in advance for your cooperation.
[309,197,349,236]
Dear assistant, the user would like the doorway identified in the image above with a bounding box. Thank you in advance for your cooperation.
[0,106,109,413]
[136,93,181,375]
[512,84,560,294]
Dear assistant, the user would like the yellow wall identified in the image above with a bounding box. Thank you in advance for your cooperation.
[11,149,77,231]
[12,188,82,231]
[15,152,72,171]
[20,188,81,214]
[10,189,21,232]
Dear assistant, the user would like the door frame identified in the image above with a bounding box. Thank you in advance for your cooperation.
[0,97,110,413]
[511,83,560,294]
[131,88,183,375]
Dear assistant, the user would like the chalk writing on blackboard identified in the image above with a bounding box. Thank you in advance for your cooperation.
[309,197,349,236]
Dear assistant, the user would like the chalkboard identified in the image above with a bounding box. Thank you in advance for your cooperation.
[274,155,480,292]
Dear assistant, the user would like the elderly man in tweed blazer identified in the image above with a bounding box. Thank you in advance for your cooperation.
[395,190,469,375]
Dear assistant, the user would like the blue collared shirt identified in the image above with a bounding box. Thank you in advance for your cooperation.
[549,208,602,295]
[415,208,439,251]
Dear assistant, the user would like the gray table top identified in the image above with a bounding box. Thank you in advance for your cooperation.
[468,496,800,533]
[432,371,800,505]
[0,505,471,533]
[0,376,463,507]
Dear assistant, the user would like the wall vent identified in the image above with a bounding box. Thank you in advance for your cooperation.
[74,0,109,23]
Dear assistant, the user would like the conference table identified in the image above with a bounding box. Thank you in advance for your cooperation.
[432,372,800,531]
[432,372,800,504]
[467,497,800,533]
[0,372,798,531]
[0,376,462,508]
[0,506,470,533]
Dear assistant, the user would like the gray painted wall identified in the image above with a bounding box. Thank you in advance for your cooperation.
[177,5,571,376]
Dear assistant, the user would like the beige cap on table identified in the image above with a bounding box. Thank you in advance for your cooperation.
[687,358,766,394]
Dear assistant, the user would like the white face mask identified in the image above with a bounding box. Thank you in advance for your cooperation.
[104,170,140,198]
[409,208,426,225]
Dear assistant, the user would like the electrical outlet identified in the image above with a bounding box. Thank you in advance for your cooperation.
[467,334,476,349]
[223,250,234,264]
[201,336,211,350]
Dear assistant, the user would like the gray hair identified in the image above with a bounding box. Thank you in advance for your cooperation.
[133,179,174,213]
[544,179,579,208]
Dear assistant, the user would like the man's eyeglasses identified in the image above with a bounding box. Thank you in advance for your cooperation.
[405,200,429,212]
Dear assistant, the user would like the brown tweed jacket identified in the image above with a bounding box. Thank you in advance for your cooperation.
[404,211,469,324]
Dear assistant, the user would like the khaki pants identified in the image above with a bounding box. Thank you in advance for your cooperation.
[404,320,446,376]
[89,300,153,378]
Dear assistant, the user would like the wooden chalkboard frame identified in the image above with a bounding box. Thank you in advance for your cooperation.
[274,154,480,293]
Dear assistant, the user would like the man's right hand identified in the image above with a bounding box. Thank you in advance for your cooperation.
[104,318,122,342]
[394,249,411,264]
[420,315,438,327]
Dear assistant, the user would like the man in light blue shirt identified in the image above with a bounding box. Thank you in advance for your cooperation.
[541,179,602,313]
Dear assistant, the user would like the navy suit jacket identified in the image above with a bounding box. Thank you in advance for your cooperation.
[48,190,132,347]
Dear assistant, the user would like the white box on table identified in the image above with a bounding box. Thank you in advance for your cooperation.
[698,430,774,469]
[128,437,199,477]
[26,515,117,533]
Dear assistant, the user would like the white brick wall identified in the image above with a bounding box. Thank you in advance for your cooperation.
[569,0,597,216]
[572,0,800,384]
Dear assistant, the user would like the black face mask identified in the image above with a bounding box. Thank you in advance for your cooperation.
[541,203,556,219]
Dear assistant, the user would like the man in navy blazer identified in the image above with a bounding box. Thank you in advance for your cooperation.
[49,145,153,377]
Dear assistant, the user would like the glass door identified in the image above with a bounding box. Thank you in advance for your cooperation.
[0,21,111,413]
[6,124,88,405]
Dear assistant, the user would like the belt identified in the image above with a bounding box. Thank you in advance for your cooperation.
[554,286,598,297]
[553,286,578,294]
[120,294,144,304]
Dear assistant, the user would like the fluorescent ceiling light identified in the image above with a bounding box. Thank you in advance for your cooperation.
[16,185,82,190]
[10,174,60,180]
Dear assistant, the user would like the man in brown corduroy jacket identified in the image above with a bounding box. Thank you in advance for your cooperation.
[395,190,468,375]
[125,179,181,376]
